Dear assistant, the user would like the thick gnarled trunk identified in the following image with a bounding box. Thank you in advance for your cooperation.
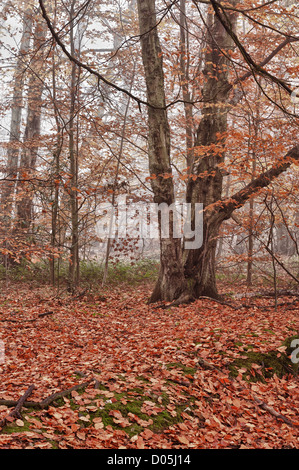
[137,0,187,303]
[184,217,221,298]
[136,0,298,304]
[183,8,238,299]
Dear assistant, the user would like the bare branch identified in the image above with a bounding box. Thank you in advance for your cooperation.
[217,145,299,221]
[209,0,294,96]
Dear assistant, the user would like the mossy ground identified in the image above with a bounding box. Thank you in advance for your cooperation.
[3,337,296,442]
[228,334,299,383]
[166,362,197,376]
[0,376,196,444]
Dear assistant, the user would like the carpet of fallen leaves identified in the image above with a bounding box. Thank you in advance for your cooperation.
[0,280,298,449]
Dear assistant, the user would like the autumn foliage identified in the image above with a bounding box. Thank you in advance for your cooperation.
[0,0,299,452]
[0,281,298,449]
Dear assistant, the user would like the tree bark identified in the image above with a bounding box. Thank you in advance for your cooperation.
[68,1,80,290]
[0,10,32,216]
[16,16,47,232]
[137,0,187,303]
[183,7,238,299]
[179,0,194,172]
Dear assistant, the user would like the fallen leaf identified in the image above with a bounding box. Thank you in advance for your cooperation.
[177,435,189,445]
[15,419,24,427]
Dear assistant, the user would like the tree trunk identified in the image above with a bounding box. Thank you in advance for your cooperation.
[0,10,32,265]
[16,16,47,232]
[137,0,187,303]
[0,10,32,215]
[49,49,63,286]
[136,0,299,304]
[179,0,194,172]
[68,2,80,291]
[183,7,238,299]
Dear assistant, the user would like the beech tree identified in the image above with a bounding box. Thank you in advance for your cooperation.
[15,14,47,232]
[137,0,299,302]
[0,6,33,263]
[1,0,297,299]
[0,7,32,219]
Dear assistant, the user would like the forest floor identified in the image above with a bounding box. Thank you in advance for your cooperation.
[0,280,298,449]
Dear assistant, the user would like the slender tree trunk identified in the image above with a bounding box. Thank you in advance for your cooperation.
[49,53,63,286]
[0,10,32,264]
[68,67,79,289]
[16,16,47,232]
[265,195,278,309]
[48,3,64,286]
[137,0,187,303]
[179,0,194,172]
[246,87,261,286]
[247,195,254,286]
[68,6,80,291]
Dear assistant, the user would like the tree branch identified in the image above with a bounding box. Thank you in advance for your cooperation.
[209,0,294,96]
[38,0,149,110]
[229,36,299,96]
[0,385,35,429]
[217,144,299,221]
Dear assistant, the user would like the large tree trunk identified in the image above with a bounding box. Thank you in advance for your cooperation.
[137,0,299,304]
[183,7,238,299]
[137,0,187,303]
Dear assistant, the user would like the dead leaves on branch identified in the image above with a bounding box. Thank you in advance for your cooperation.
[0,282,298,449]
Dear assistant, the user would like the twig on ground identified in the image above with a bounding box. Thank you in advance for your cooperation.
[0,311,54,323]
[196,356,299,428]
[0,385,35,429]
[0,380,96,411]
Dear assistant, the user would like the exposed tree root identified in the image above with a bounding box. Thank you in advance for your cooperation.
[151,293,195,309]
[151,294,238,310]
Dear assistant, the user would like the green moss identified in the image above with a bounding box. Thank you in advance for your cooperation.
[0,415,32,434]
[49,440,60,449]
[159,392,170,406]
[72,383,195,437]
[232,341,255,351]
[86,395,148,437]
[52,397,66,407]
[166,362,196,376]
[136,375,150,384]
[1,381,198,442]
[150,410,182,433]
[229,348,296,383]
[263,328,276,335]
